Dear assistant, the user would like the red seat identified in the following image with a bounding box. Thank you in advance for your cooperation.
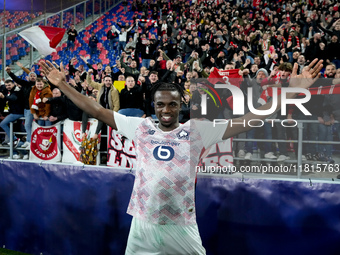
[102,59,109,65]
[52,54,60,60]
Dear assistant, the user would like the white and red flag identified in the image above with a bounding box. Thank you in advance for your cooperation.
[62,119,101,164]
[258,84,340,105]
[19,26,66,55]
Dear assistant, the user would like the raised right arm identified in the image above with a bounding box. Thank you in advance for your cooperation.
[40,61,117,130]
[86,70,101,90]
[6,67,30,87]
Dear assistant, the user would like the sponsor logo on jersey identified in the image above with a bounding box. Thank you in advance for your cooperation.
[153,146,175,161]
[147,129,156,135]
[176,130,189,140]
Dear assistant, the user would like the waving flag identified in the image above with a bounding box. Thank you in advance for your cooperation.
[258,84,340,105]
[208,67,243,87]
[19,26,66,56]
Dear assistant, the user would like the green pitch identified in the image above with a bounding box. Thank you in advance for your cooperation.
[0,248,31,255]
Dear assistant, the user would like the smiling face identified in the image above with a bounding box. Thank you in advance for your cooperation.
[325,64,336,78]
[103,76,112,87]
[154,90,182,131]
[35,81,44,91]
[149,73,158,83]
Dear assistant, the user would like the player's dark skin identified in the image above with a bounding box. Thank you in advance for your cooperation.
[154,90,182,132]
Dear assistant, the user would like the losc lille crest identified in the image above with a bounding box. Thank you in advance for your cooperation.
[31,126,58,160]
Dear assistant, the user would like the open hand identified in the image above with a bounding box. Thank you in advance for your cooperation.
[40,60,66,87]
[16,62,23,68]
[289,58,323,90]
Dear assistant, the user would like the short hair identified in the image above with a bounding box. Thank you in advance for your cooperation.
[126,76,134,81]
[151,82,185,102]
[225,62,236,68]
[278,62,293,72]
[36,77,45,83]
[103,75,112,81]
[149,71,158,76]
[4,79,13,84]
[326,63,336,69]
[190,78,214,88]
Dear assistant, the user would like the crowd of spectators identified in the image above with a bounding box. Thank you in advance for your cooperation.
[2,0,340,164]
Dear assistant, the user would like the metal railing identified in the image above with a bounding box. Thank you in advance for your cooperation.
[2,118,340,179]
[231,119,340,179]
[2,117,109,162]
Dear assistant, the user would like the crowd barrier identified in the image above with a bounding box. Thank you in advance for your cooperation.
[0,161,340,255]
[2,118,339,178]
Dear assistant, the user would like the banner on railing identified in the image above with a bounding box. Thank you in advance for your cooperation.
[107,127,233,170]
[107,128,136,168]
[30,121,61,162]
[198,138,233,170]
[62,118,100,164]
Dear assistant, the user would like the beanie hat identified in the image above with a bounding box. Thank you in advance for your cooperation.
[29,72,37,78]
[256,68,268,77]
